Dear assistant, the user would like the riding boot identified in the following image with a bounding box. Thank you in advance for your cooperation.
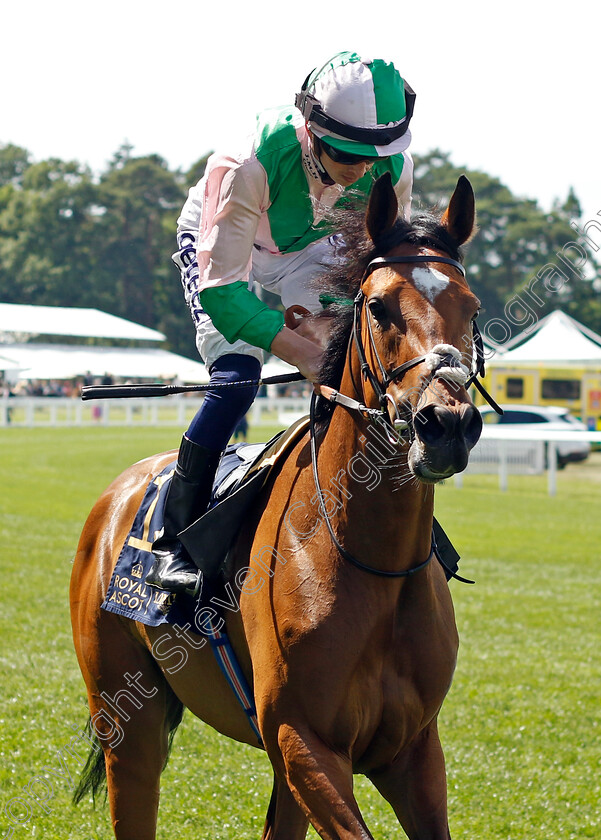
[146,436,221,597]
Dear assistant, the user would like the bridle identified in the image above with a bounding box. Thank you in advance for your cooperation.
[352,255,501,423]
[310,252,501,581]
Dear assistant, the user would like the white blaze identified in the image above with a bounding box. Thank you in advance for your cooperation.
[412,266,449,302]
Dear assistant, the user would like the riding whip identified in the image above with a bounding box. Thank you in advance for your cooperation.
[80,372,306,400]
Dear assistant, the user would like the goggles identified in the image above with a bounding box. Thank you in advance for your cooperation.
[320,139,386,166]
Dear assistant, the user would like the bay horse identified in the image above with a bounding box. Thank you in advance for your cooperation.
[70,173,483,840]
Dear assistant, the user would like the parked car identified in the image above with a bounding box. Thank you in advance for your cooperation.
[478,404,591,467]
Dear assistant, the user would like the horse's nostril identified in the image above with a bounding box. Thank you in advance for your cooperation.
[414,405,455,445]
[415,404,482,450]
[461,405,483,448]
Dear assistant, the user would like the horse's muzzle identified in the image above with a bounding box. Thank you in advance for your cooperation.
[409,403,483,480]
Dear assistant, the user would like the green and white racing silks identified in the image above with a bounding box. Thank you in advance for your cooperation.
[254,107,408,253]
[173,106,413,353]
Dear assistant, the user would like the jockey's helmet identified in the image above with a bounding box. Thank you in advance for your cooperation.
[295,51,415,159]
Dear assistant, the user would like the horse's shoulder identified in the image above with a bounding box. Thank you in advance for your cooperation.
[274,430,312,477]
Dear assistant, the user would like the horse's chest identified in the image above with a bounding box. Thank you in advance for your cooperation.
[349,618,458,761]
[349,664,451,772]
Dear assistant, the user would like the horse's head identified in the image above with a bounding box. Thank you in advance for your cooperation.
[352,173,483,482]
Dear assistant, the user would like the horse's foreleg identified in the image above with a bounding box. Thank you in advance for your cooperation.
[261,772,309,840]
[269,723,373,840]
[367,721,451,840]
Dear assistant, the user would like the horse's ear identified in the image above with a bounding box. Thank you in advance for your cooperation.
[366,172,398,245]
[441,175,476,246]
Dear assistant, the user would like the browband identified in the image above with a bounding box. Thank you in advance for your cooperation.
[364,255,466,279]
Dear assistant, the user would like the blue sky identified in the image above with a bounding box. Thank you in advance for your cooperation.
[2,0,599,222]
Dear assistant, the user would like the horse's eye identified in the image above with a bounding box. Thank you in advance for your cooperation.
[368,297,388,324]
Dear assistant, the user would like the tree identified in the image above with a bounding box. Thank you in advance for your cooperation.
[0,157,99,310]
[93,149,185,331]
[0,143,31,187]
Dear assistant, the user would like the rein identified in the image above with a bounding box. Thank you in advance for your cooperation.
[309,390,434,579]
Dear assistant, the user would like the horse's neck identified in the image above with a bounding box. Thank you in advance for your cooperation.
[319,371,434,571]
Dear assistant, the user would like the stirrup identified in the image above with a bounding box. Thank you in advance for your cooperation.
[146,543,202,598]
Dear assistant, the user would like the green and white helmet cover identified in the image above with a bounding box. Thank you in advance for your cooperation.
[295,51,415,158]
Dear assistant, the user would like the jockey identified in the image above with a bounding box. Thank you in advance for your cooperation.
[147,50,416,596]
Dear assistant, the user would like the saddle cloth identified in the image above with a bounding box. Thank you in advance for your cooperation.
[101,416,310,628]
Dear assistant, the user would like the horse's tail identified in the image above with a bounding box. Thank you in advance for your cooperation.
[72,691,185,806]
[71,718,107,806]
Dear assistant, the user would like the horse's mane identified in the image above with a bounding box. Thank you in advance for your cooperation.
[311,204,464,414]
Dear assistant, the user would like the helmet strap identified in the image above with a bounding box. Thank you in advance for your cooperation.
[305,134,334,186]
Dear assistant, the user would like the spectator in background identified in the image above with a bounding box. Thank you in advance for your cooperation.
[233,414,249,442]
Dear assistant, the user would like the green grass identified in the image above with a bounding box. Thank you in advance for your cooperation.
[0,427,599,839]
[434,464,601,840]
